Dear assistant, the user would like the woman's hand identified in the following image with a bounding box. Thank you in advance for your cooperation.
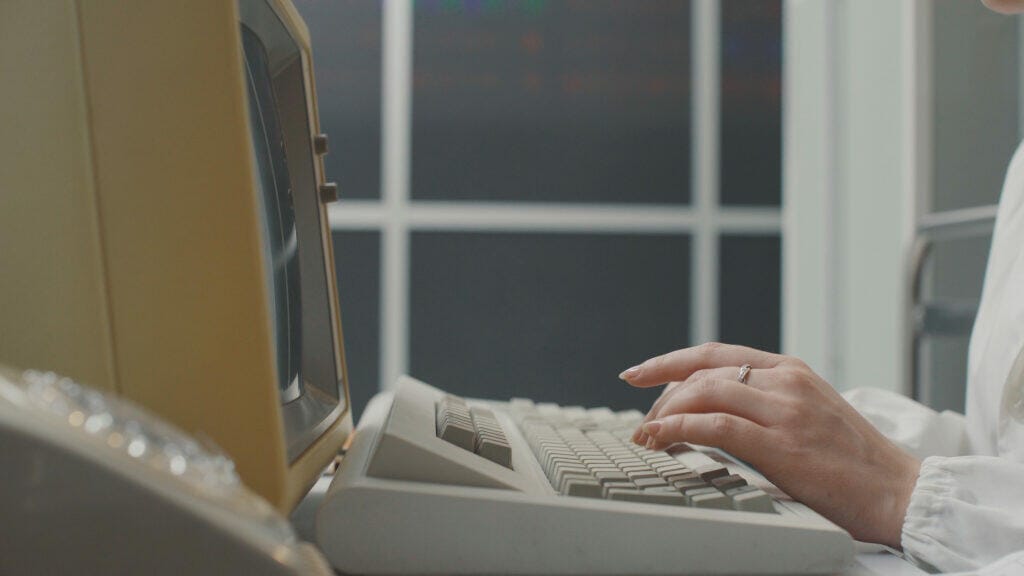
[620,342,921,548]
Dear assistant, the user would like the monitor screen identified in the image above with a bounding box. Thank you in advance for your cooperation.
[240,0,347,462]
[242,25,305,403]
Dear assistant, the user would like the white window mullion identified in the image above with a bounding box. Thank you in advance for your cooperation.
[693,0,720,346]
[330,201,780,234]
[380,0,413,390]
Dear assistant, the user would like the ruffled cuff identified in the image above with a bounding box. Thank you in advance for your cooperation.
[901,455,1024,573]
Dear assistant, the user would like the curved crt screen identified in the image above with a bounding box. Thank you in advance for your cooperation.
[239,0,346,462]
[242,26,304,402]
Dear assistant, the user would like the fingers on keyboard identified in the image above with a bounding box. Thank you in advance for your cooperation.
[515,404,777,513]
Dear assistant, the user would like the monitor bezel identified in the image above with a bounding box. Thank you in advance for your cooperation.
[239,0,350,463]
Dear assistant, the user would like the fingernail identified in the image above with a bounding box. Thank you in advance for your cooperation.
[645,436,654,449]
[643,421,662,436]
[619,365,642,380]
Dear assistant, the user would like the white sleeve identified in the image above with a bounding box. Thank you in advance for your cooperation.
[842,387,968,459]
[944,550,1024,576]
[901,456,1024,573]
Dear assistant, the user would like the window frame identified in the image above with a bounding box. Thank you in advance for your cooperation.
[327,0,783,389]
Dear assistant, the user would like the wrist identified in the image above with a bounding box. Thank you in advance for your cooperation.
[884,452,921,550]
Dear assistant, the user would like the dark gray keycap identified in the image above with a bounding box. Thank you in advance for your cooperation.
[710,474,747,492]
[696,464,730,481]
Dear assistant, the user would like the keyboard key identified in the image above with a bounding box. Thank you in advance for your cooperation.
[710,474,747,492]
[633,477,669,489]
[476,437,512,468]
[690,491,732,510]
[696,464,730,482]
[564,478,603,499]
[682,486,718,501]
[626,470,660,481]
[601,481,636,498]
[675,481,710,495]
[609,488,685,506]
[731,488,775,513]
[439,421,476,451]
[593,470,630,484]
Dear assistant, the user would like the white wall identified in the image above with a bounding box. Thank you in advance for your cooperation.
[783,0,914,393]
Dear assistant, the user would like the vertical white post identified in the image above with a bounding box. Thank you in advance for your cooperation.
[782,0,839,382]
[381,0,413,389]
[901,0,931,398]
[1018,15,1024,140]
[693,0,720,346]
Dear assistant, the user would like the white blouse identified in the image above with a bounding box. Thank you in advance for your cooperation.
[845,140,1024,574]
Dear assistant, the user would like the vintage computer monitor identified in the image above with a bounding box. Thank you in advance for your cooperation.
[0,0,350,511]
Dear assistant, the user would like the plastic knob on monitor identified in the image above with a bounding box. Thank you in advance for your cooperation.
[319,182,339,204]
[313,133,329,155]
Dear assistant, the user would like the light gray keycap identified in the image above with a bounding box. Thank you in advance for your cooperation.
[674,478,710,494]
[710,474,747,492]
[655,459,688,473]
[439,421,476,451]
[633,477,669,489]
[684,486,721,504]
[690,491,731,509]
[564,478,604,499]
[609,488,685,506]
[593,470,630,484]
[587,407,615,419]
[601,481,636,497]
[476,437,512,468]
[554,465,591,486]
[732,488,776,513]
[626,470,660,481]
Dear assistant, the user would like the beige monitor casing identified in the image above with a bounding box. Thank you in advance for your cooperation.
[0,0,351,511]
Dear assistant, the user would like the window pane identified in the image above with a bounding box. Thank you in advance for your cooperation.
[917,235,992,413]
[720,0,781,206]
[293,0,382,199]
[412,1,691,204]
[331,231,381,421]
[931,0,1017,212]
[409,232,690,411]
[718,235,780,352]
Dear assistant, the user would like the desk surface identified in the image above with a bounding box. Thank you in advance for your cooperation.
[292,475,923,575]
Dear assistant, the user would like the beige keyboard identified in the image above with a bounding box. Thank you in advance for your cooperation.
[319,376,855,575]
